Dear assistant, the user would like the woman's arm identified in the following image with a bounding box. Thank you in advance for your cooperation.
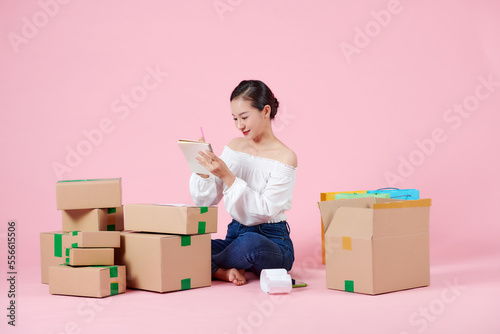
[189,173,224,206]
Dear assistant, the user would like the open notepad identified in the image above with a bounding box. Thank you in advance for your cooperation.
[178,139,213,175]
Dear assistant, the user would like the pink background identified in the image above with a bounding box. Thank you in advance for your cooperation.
[1,1,499,333]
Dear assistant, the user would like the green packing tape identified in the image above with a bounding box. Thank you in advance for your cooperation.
[107,224,116,231]
[109,266,118,278]
[181,278,191,290]
[181,236,191,247]
[110,282,119,296]
[345,280,354,292]
[198,221,206,234]
[107,208,116,214]
[71,243,78,248]
[66,248,70,256]
[93,266,120,296]
[93,266,118,278]
[72,231,78,236]
[65,258,69,264]
[54,234,63,257]
[200,207,208,214]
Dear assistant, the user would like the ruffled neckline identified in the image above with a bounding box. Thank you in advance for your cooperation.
[222,146,297,176]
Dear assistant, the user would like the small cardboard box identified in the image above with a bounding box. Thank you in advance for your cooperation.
[62,207,124,232]
[56,178,122,210]
[115,231,211,293]
[64,248,114,266]
[40,231,119,283]
[49,265,126,298]
[318,197,431,295]
[124,204,217,235]
[62,231,121,248]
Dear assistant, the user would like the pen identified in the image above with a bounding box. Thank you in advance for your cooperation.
[200,126,205,141]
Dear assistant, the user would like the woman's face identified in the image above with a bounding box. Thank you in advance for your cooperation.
[230,97,270,140]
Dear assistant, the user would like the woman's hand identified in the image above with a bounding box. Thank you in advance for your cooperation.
[196,137,210,179]
[196,150,235,188]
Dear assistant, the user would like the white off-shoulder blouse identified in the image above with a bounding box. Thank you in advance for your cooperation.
[189,146,297,226]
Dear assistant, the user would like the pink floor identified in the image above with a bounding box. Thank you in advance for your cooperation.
[4,255,499,334]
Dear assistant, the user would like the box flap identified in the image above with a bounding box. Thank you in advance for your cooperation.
[328,207,373,239]
[318,198,375,233]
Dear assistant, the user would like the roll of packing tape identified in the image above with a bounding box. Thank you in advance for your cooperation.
[260,269,292,294]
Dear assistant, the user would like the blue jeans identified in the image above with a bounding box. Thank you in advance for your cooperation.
[211,220,295,275]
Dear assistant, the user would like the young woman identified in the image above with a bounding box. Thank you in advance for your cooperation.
[190,80,297,285]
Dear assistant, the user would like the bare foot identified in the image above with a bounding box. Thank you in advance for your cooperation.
[213,268,246,286]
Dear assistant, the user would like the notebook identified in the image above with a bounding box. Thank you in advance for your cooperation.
[178,139,213,175]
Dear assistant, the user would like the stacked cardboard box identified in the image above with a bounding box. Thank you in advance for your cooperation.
[56,178,124,231]
[116,204,216,293]
[41,178,126,298]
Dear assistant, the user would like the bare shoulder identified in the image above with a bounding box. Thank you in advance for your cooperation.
[227,137,247,151]
[279,146,298,168]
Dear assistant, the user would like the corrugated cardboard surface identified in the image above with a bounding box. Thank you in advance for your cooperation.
[319,197,431,295]
[49,265,126,298]
[116,231,211,293]
[56,178,122,210]
[372,232,430,294]
[62,207,124,232]
[124,204,217,234]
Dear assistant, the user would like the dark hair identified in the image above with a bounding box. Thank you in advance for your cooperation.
[230,80,279,120]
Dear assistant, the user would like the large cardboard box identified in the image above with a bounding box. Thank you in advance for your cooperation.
[116,231,211,292]
[124,204,217,235]
[320,191,367,264]
[56,178,122,210]
[49,265,126,298]
[318,197,431,295]
[40,231,120,283]
[62,207,124,232]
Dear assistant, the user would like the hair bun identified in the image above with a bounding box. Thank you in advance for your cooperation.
[272,97,279,118]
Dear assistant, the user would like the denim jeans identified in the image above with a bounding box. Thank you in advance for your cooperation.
[211,220,295,275]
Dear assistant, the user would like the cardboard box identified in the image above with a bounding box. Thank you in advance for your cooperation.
[49,265,126,298]
[40,231,119,283]
[124,204,217,235]
[62,207,124,232]
[64,248,114,266]
[40,231,65,284]
[318,197,431,295]
[56,178,122,210]
[62,231,121,248]
[320,191,367,264]
[116,231,211,292]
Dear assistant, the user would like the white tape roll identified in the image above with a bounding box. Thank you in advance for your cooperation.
[260,269,292,294]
